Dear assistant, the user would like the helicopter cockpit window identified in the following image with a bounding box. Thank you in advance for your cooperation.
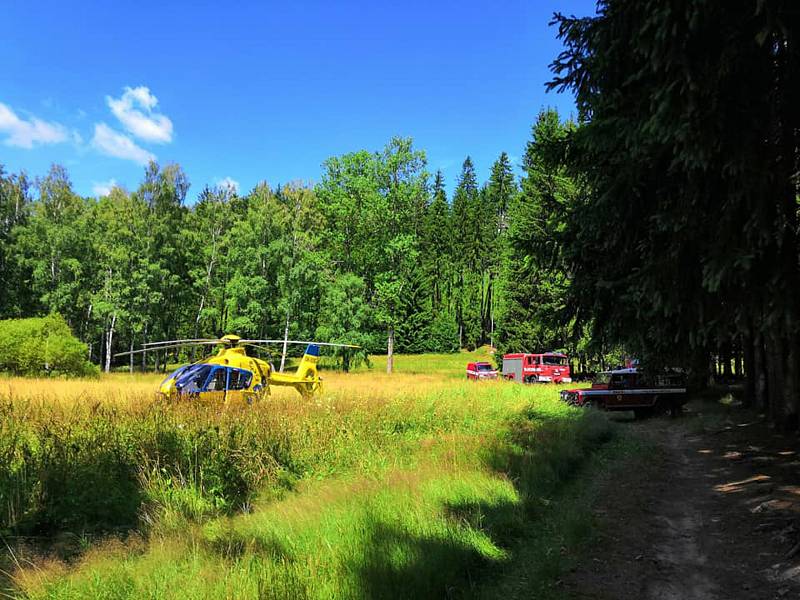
[161,365,188,388]
[175,365,212,393]
[205,367,227,392]
[227,368,253,391]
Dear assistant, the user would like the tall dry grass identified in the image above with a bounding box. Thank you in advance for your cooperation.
[2,352,605,600]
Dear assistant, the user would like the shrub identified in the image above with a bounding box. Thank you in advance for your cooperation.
[0,314,98,377]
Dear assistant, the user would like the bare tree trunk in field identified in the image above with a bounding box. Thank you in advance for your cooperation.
[279,311,290,373]
[105,312,117,373]
[142,323,148,371]
[387,325,395,374]
[129,336,134,374]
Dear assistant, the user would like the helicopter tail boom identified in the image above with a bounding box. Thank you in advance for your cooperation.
[268,344,322,397]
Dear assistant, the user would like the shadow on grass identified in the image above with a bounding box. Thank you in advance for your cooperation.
[348,407,617,599]
[355,519,507,600]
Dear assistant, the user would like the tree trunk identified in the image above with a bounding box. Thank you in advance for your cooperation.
[754,334,768,412]
[192,295,205,362]
[782,335,800,431]
[387,325,395,375]
[765,334,785,428]
[487,274,494,349]
[129,336,134,374]
[743,333,755,407]
[722,343,733,378]
[83,302,93,343]
[279,311,290,372]
[105,313,117,373]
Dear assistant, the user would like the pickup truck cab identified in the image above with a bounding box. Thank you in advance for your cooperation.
[560,367,687,417]
[466,361,498,380]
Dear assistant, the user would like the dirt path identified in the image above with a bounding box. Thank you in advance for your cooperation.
[565,401,800,600]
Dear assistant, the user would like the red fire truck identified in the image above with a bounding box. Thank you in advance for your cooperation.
[502,352,572,383]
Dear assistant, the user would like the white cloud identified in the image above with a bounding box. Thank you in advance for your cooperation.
[91,123,155,165]
[107,86,173,144]
[92,178,118,197]
[0,102,68,148]
[215,176,240,193]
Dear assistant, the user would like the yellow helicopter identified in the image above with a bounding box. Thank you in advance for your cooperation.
[115,335,359,401]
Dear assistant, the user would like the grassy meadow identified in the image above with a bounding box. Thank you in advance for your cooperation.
[0,349,614,599]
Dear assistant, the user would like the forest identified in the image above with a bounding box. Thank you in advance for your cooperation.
[0,109,581,373]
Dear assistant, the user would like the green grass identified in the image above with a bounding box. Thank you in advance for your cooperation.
[354,347,497,377]
[3,357,611,600]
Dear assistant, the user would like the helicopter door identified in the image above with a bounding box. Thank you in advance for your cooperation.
[203,366,228,402]
[225,368,254,403]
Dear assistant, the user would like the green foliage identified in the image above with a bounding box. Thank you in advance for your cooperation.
[549,0,800,422]
[497,109,580,358]
[315,273,375,368]
[0,124,594,367]
[0,166,31,317]
[0,314,97,377]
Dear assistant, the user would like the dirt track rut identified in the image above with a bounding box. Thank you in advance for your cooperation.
[565,404,800,600]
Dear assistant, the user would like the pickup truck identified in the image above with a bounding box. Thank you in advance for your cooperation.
[560,367,687,417]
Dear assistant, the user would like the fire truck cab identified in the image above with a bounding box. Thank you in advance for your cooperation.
[502,352,572,383]
[466,361,498,380]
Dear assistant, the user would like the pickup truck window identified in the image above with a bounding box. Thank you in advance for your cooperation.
[611,374,636,388]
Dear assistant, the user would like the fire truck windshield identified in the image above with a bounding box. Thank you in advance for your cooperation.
[476,363,493,372]
[541,355,567,366]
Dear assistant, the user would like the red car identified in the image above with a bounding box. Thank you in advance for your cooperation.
[466,361,498,380]
[560,368,687,417]
[502,352,572,383]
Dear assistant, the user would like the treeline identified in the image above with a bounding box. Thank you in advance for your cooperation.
[0,116,592,372]
[548,0,800,429]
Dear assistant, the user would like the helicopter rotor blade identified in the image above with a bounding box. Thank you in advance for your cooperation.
[114,340,222,358]
[142,338,219,347]
[240,339,362,349]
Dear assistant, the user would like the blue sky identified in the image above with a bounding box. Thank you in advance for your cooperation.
[1,1,595,199]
